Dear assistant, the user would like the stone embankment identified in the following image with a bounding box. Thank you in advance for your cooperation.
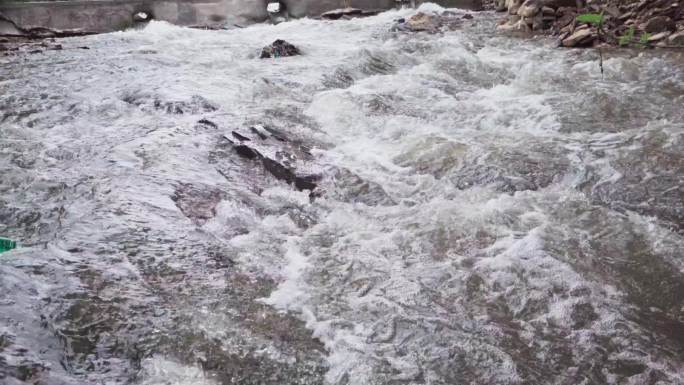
[495,0,684,47]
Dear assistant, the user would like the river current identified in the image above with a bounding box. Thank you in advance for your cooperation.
[1,4,683,385]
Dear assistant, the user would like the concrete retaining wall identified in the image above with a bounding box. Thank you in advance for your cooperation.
[0,0,482,34]
[0,0,269,32]
[283,0,396,18]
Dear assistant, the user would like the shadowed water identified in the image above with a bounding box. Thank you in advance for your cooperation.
[1,4,683,385]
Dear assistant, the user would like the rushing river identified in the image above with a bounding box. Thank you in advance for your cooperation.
[1,4,684,385]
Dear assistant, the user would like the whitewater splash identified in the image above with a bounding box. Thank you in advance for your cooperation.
[1,4,683,385]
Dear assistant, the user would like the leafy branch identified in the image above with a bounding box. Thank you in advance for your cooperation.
[576,12,604,77]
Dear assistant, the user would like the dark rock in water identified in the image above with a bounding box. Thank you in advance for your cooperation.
[294,174,320,191]
[227,129,319,193]
[197,118,218,129]
[234,145,261,160]
[260,39,300,59]
[263,126,289,141]
[570,302,598,329]
[261,157,295,184]
[232,131,251,142]
[250,126,268,140]
[463,14,474,19]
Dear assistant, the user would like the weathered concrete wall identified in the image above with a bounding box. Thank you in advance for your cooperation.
[283,0,482,17]
[417,0,482,10]
[0,0,269,32]
[0,0,482,34]
[283,0,395,18]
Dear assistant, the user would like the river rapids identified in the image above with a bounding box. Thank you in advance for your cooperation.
[1,4,683,385]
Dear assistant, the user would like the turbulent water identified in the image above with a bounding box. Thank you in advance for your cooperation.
[1,5,684,385]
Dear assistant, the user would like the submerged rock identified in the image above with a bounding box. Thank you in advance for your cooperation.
[260,39,300,59]
[226,127,319,192]
[405,12,442,32]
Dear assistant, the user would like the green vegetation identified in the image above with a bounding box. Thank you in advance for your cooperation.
[619,26,635,46]
[618,26,651,48]
[576,13,604,26]
[576,12,605,77]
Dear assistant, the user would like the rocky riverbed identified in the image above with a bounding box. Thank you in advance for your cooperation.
[1,3,684,385]
[495,0,684,48]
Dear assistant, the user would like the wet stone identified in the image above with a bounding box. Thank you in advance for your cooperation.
[231,130,251,142]
[234,144,261,160]
[171,183,225,225]
[260,39,300,59]
[197,118,218,129]
[570,302,598,329]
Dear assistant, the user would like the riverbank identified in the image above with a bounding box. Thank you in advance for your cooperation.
[496,0,684,48]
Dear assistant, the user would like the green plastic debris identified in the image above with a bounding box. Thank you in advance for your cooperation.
[0,238,17,253]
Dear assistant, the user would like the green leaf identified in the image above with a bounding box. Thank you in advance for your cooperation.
[639,32,651,43]
[619,26,635,46]
[576,13,604,26]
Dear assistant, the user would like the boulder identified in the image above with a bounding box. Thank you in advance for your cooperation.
[641,16,675,34]
[405,12,441,32]
[562,28,595,47]
[517,0,541,18]
[260,39,300,59]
